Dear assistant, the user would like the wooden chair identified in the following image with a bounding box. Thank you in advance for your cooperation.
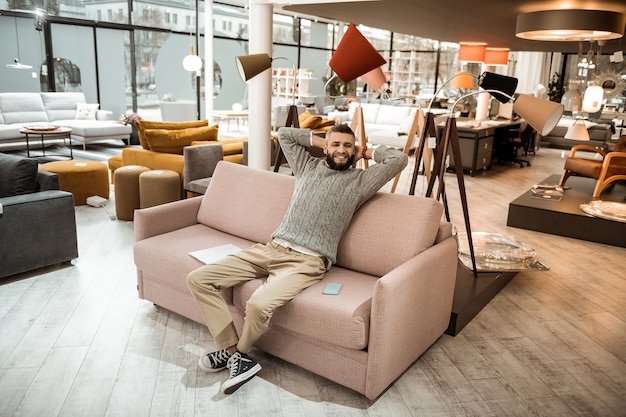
[559,136,626,198]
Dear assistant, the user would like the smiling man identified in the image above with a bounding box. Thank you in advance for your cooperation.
[187,125,407,394]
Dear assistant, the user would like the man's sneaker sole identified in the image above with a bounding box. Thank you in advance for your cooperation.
[221,363,262,394]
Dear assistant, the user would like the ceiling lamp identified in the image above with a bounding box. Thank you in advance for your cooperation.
[457,42,486,63]
[484,48,509,66]
[516,9,626,41]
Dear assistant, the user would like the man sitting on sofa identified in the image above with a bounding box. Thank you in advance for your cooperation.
[187,125,408,394]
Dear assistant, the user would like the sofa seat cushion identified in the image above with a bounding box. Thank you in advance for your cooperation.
[133,224,259,305]
[0,124,23,140]
[54,119,131,137]
[232,266,378,350]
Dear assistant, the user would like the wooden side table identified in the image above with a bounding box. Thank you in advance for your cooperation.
[20,126,73,160]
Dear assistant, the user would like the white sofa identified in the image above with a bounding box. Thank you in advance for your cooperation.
[0,92,131,150]
[327,100,448,149]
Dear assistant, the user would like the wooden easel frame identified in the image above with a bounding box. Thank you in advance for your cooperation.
[410,112,478,277]
[273,104,301,172]
[350,105,368,169]
[391,109,424,193]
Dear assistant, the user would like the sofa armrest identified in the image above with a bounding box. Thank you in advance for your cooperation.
[96,109,114,121]
[134,196,202,241]
[183,143,223,186]
[365,235,457,399]
[36,170,59,191]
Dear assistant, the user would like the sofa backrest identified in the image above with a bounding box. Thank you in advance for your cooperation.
[198,161,445,277]
[41,92,86,121]
[0,93,48,124]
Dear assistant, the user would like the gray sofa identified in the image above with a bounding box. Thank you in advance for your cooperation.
[539,116,613,149]
[0,92,131,150]
[0,153,78,278]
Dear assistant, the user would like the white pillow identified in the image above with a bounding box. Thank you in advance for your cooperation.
[75,102,99,120]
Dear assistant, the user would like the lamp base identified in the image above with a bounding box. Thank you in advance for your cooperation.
[273,105,300,172]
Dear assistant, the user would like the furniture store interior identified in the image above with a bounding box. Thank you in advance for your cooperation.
[0,0,625,415]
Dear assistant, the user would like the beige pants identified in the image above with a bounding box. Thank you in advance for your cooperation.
[187,242,327,353]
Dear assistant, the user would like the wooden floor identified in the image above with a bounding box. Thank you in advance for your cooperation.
[1,144,625,417]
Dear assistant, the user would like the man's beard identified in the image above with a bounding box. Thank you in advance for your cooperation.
[326,153,354,171]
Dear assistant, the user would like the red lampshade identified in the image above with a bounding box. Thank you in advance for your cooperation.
[458,43,486,63]
[484,48,509,66]
[329,23,387,83]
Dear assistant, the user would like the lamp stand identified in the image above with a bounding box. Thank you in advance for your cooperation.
[410,113,478,277]
[391,109,424,193]
[273,105,301,172]
[350,106,368,168]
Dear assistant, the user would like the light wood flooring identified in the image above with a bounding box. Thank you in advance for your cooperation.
[1,144,625,417]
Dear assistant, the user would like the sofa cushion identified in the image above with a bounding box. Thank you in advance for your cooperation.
[144,124,219,154]
[41,92,87,121]
[336,193,443,277]
[300,115,323,129]
[135,119,209,150]
[232,267,378,350]
[198,162,295,244]
[0,93,48,124]
[0,153,38,197]
[375,105,412,127]
[74,102,99,120]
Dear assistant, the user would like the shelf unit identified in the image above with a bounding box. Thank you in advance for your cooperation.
[272,68,316,104]
[389,51,421,97]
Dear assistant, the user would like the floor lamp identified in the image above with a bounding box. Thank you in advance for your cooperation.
[441,89,564,276]
[235,53,299,171]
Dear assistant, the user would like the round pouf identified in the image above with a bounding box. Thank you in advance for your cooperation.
[139,169,180,209]
[114,165,150,221]
[40,160,109,206]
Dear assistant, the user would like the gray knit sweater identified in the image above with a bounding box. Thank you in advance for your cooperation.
[271,127,408,264]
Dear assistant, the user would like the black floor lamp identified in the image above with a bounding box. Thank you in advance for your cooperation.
[410,72,564,277]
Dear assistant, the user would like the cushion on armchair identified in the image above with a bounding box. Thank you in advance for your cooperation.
[0,153,38,197]
[135,119,209,150]
[143,124,219,154]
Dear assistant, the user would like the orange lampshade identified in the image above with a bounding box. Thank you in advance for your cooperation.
[484,48,509,66]
[450,71,475,89]
[329,23,387,83]
[360,67,387,91]
[458,43,486,63]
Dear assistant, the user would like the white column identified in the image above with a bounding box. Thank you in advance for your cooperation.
[475,64,494,122]
[248,2,273,170]
[204,1,214,123]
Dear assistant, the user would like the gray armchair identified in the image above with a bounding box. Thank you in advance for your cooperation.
[183,143,224,196]
[0,153,78,279]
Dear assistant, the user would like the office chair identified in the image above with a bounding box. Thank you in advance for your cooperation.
[498,123,534,168]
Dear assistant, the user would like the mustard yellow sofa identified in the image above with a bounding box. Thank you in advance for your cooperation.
[107,120,246,192]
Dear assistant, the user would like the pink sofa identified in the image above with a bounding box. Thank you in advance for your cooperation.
[133,161,458,400]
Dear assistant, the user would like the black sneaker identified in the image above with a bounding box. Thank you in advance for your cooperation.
[221,352,262,394]
[198,348,231,373]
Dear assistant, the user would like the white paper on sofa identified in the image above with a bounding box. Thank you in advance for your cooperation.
[189,244,242,264]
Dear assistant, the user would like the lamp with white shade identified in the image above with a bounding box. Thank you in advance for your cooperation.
[564,118,590,141]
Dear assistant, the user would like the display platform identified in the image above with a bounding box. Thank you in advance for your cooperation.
[507,174,626,248]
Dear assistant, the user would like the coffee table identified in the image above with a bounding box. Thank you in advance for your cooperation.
[213,111,249,132]
[20,126,73,159]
